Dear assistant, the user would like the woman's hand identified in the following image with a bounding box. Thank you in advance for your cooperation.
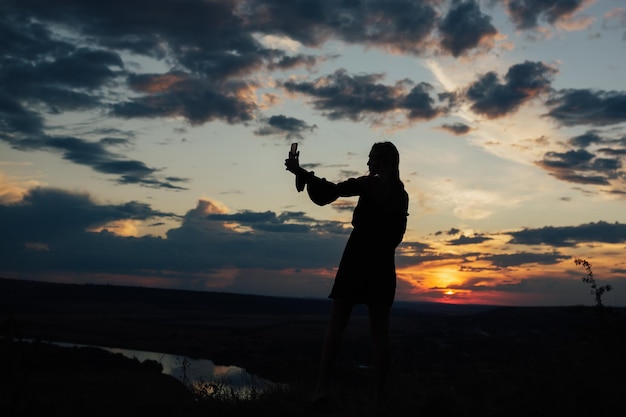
[285,156,300,174]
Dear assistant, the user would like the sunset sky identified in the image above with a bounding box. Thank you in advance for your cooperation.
[2,0,626,306]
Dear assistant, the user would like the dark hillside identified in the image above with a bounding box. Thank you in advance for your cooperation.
[0,277,332,316]
[2,277,626,416]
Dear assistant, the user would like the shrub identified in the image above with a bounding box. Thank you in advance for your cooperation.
[574,258,612,308]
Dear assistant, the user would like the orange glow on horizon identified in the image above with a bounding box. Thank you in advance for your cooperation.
[395,255,597,306]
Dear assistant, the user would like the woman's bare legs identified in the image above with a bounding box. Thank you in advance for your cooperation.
[368,304,391,403]
[313,299,353,401]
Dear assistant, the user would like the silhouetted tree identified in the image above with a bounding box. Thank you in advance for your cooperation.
[574,258,612,308]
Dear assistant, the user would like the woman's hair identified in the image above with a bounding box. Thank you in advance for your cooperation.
[371,141,401,182]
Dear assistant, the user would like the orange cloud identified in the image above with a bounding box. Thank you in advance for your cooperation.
[131,73,188,93]
[0,171,41,204]
[88,219,141,237]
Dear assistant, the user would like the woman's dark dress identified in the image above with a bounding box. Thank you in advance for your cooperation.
[319,175,409,307]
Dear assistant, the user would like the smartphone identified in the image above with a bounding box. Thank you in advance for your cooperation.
[289,143,298,159]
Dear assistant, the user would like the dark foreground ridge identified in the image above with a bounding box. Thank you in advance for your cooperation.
[2,277,626,416]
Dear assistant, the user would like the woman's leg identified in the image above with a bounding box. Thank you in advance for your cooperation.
[313,299,353,400]
[368,304,391,402]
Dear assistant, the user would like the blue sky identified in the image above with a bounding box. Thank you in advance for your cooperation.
[1,0,626,306]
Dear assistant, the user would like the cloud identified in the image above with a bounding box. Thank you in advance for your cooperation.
[545,89,626,126]
[254,114,317,140]
[568,131,604,148]
[330,200,357,213]
[112,72,259,125]
[446,234,493,246]
[0,187,176,247]
[507,221,626,247]
[479,251,568,268]
[2,133,189,190]
[0,95,45,135]
[446,276,577,298]
[464,60,557,118]
[0,12,189,189]
[0,38,123,113]
[536,130,626,190]
[602,7,626,38]
[403,82,446,120]
[282,69,446,122]
[2,185,624,304]
[2,0,542,187]
[0,172,41,204]
[0,189,350,277]
[438,0,498,57]
[439,122,472,135]
[240,0,440,54]
[505,0,594,30]
[265,53,321,72]
[446,228,461,236]
[282,70,400,121]
[2,0,488,191]
[537,149,619,186]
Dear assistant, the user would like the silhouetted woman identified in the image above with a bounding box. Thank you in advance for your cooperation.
[285,142,409,409]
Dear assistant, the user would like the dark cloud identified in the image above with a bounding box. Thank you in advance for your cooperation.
[6,186,624,302]
[568,131,603,148]
[465,60,556,118]
[599,147,626,157]
[545,89,626,126]
[242,0,440,54]
[0,0,512,139]
[536,130,626,188]
[0,46,123,113]
[0,95,45,135]
[435,227,461,236]
[395,240,446,268]
[0,187,175,246]
[440,122,472,135]
[508,221,626,247]
[439,0,498,57]
[400,241,432,253]
[0,13,71,59]
[282,70,445,122]
[0,0,509,176]
[254,114,317,140]
[402,82,444,120]
[208,210,349,235]
[265,52,320,71]
[480,251,567,268]
[506,0,590,30]
[446,276,580,298]
[536,151,612,185]
[458,264,502,273]
[300,162,323,171]
[3,134,189,190]
[282,70,399,120]
[0,189,350,277]
[446,234,492,245]
[0,11,188,189]
[31,48,123,89]
[112,72,258,125]
[1,0,453,132]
